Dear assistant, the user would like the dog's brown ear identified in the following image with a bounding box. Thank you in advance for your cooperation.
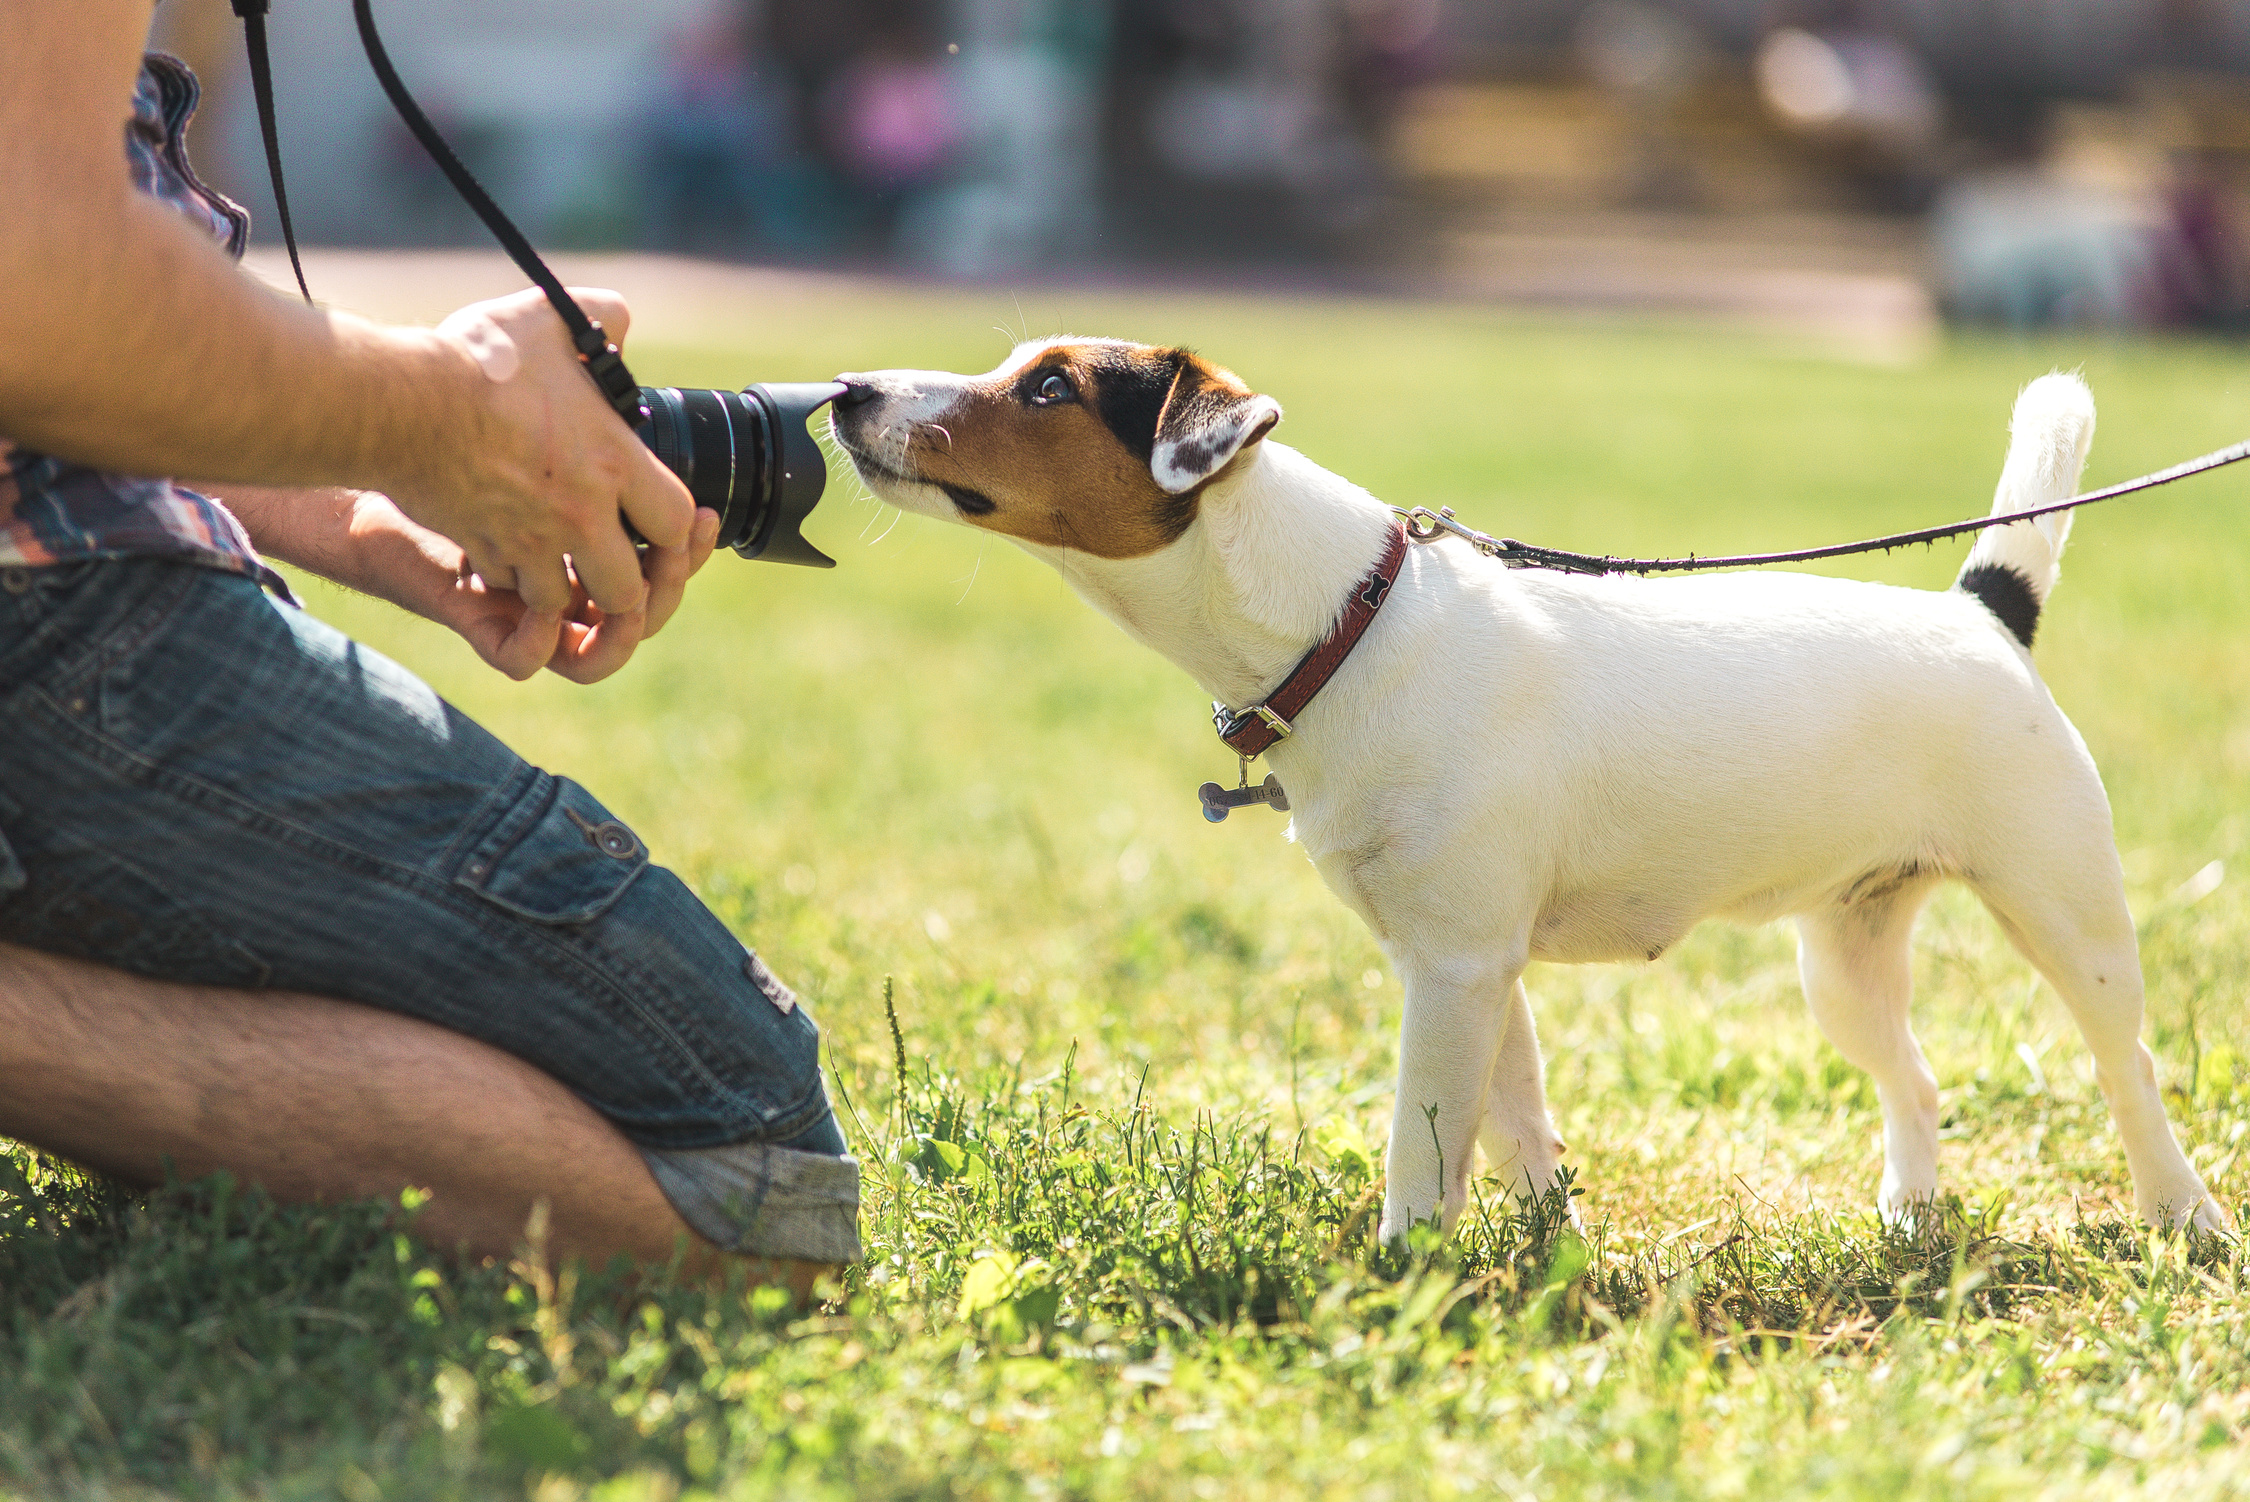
[1149,357,1282,496]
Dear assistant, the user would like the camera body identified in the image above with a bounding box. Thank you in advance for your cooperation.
[635,381,846,567]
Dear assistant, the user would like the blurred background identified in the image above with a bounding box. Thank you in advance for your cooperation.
[151,0,2250,345]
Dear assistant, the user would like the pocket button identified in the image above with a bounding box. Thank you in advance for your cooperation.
[590,822,639,860]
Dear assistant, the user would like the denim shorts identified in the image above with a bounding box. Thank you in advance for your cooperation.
[0,557,857,1263]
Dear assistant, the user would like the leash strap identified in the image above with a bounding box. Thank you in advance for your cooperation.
[1214,522,1409,759]
[1404,435,2250,577]
[229,0,309,303]
[230,2,645,423]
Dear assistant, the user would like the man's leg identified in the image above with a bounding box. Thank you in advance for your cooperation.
[0,942,823,1295]
[0,560,857,1283]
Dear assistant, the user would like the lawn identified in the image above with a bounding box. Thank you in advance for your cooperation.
[7,279,2250,1500]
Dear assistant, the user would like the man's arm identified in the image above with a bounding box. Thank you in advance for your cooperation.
[0,0,693,625]
[213,483,721,682]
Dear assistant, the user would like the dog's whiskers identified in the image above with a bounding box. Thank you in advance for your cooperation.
[955,537,986,604]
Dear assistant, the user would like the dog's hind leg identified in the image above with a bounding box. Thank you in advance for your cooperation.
[1476,978,1568,1209]
[1378,947,1524,1245]
[1966,853,2225,1231]
[1797,878,1943,1221]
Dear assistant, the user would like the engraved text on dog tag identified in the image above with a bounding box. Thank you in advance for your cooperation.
[1199,773,1290,823]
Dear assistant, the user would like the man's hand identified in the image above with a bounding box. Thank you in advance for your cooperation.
[213,486,720,684]
[405,287,695,622]
[406,500,722,683]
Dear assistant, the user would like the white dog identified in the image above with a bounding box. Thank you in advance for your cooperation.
[831,339,2225,1240]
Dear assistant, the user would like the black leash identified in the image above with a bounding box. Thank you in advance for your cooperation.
[1401,435,2250,575]
[230,0,645,425]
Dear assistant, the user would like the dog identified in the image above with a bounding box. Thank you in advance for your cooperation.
[830,339,2225,1240]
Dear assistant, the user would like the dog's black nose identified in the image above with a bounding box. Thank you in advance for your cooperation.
[833,378,880,409]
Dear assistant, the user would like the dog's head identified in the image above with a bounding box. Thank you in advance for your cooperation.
[829,339,1283,558]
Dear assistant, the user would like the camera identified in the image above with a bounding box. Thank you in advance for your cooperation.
[634,381,847,568]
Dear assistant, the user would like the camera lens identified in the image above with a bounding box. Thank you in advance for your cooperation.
[637,388,762,544]
[633,382,847,568]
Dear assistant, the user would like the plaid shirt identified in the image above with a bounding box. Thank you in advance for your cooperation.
[0,54,262,579]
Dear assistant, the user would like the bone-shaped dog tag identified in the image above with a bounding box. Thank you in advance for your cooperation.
[1199,774,1290,823]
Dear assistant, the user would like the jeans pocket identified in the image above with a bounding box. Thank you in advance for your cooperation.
[452,769,648,925]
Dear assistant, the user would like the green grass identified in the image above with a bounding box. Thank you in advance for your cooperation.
[9,284,2250,1499]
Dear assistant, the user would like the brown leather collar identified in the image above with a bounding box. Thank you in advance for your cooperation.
[1212,522,1409,758]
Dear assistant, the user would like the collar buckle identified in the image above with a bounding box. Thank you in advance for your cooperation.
[1212,702,1294,744]
[1250,704,1294,740]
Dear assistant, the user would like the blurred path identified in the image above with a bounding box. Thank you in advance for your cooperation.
[240,249,874,344]
[1434,208,1935,364]
[244,245,1936,365]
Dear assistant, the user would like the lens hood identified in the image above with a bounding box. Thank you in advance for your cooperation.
[737,381,847,568]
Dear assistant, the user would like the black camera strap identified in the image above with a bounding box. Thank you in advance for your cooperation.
[227,1,308,302]
[229,0,645,424]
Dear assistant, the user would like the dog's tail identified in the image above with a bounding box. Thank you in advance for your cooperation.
[1955,372,2094,649]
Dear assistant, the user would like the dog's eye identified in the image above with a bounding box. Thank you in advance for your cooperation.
[1034,372,1076,405]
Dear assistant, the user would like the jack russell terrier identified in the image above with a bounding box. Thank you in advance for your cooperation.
[830,339,2224,1241]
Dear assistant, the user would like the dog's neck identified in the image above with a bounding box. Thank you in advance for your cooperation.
[1023,442,1398,709]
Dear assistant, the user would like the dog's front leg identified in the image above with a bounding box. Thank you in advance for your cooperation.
[1377,949,1524,1244]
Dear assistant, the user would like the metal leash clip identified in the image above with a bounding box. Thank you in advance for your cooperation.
[1395,505,1497,554]
[1393,507,1618,574]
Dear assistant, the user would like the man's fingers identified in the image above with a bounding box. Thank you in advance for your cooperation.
[641,508,717,639]
[565,511,655,617]
[510,554,579,617]
[486,609,562,681]
[617,440,694,551]
[685,506,721,577]
[566,287,631,344]
[639,545,689,640]
[459,540,512,596]
[548,609,645,684]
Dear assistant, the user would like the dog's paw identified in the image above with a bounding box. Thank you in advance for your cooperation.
[2125,1184,2223,1233]
[1376,1195,1441,1249]
[1876,1180,1942,1229]
[2156,1188,2233,1236]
